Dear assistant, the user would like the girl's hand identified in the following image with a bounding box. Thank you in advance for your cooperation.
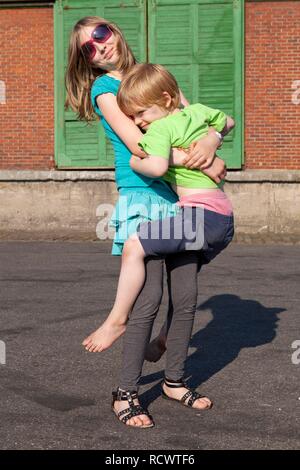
[169,148,188,166]
[183,129,220,170]
[169,148,226,184]
[202,156,227,184]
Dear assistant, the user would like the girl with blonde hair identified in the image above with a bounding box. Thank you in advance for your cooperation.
[65,16,231,428]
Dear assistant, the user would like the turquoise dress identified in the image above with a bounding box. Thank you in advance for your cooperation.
[91,74,179,255]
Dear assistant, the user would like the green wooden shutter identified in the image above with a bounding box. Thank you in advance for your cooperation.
[55,0,243,168]
[54,0,147,168]
[148,0,244,168]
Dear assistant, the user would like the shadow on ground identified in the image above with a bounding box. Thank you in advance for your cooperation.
[139,294,286,406]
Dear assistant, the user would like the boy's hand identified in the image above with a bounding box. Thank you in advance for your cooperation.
[183,129,220,170]
[202,156,227,184]
[130,155,142,169]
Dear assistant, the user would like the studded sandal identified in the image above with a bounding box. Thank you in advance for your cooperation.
[162,378,213,410]
[111,388,154,428]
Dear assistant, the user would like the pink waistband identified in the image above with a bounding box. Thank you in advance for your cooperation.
[178,189,233,216]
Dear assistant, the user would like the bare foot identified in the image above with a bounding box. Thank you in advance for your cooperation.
[82,321,126,352]
[145,336,166,363]
[162,382,212,410]
[113,393,153,428]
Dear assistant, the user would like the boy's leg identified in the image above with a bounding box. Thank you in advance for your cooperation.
[163,251,212,409]
[114,257,164,427]
[109,235,147,321]
[83,235,147,352]
[85,207,202,352]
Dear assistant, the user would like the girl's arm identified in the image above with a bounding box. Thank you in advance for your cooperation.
[183,116,235,170]
[178,91,232,179]
[221,116,235,137]
[202,157,227,184]
[170,149,227,184]
[179,89,189,107]
[96,94,147,158]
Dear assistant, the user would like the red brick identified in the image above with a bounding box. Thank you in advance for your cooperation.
[0,8,54,169]
[245,1,300,169]
[1,3,300,170]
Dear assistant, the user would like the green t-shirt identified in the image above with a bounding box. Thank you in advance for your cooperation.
[138,103,227,189]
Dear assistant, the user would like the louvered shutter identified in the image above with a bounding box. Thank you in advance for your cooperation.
[55,0,243,168]
[148,0,243,168]
[54,0,147,168]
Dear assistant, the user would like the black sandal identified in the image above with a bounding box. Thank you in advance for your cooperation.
[162,378,213,410]
[111,388,155,428]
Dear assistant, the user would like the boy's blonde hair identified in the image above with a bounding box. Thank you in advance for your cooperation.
[65,16,136,122]
[117,63,181,116]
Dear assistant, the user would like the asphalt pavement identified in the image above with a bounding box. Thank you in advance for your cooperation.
[0,242,299,450]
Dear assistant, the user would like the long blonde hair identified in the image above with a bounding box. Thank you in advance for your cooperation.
[117,63,181,116]
[65,16,136,122]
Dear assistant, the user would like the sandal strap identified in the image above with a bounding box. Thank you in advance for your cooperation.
[112,388,138,406]
[112,389,153,426]
[180,390,193,404]
[119,405,151,424]
[118,404,147,418]
[164,380,207,408]
[183,390,203,406]
[164,378,186,389]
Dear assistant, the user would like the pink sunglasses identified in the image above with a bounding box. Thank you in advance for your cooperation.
[81,24,113,62]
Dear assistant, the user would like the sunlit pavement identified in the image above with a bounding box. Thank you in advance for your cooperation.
[0,242,299,450]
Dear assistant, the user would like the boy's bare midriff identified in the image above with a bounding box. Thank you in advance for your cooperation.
[172,185,218,198]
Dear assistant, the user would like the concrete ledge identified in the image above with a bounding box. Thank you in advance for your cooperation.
[1,169,300,183]
[0,230,297,244]
[0,169,115,182]
[226,169,300,183]
[0,170,299,243]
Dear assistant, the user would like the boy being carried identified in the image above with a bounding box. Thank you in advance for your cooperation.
[84,63,234,352]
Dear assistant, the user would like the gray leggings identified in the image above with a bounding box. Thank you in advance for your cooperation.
[119,251,199,390]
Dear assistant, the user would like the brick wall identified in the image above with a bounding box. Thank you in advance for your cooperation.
[1,3,300,171]
[0,8,54,169]
[245,0,300,169]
